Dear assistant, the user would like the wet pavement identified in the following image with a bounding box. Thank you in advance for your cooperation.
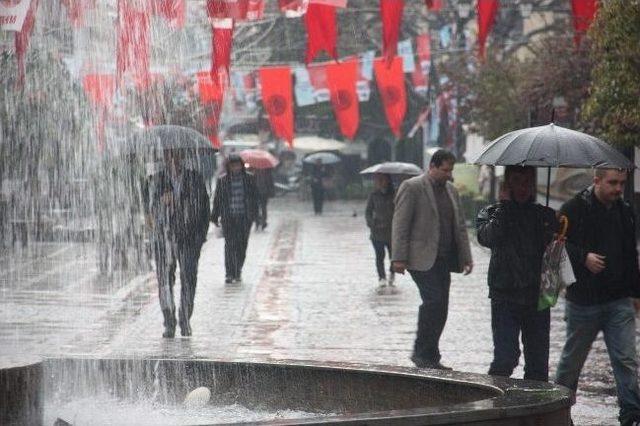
[0,198,631,425]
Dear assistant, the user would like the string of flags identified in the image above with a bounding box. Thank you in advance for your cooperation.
[1,0,600,148]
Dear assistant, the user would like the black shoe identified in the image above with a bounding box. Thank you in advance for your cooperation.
[262,222,267,230]
[234,275,242,283]
[180,323,192,337]
[411,355,452,371]
[225,276,233,284]
[162,327,175,338]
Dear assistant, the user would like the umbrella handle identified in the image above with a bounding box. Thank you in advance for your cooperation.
[557,215,569,240]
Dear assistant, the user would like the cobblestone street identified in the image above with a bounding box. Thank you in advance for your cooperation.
[1,198,628,425]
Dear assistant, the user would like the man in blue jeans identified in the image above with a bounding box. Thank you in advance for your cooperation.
[556,168,640,425]
[476,166,558,381]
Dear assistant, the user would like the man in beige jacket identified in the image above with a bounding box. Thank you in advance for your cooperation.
[392,149,473,370]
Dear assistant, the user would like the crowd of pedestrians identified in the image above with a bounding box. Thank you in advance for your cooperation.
[143,147,640,425]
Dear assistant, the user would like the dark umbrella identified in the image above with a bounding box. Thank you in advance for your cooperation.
[303,151,342,165]
[129,125,216,179]
[360,162,422,176]
[472,124,634,204]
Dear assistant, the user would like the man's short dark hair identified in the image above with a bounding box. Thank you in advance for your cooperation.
[429,149,456,167]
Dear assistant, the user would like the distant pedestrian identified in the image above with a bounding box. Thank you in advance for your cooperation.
[555,169,640,426]
[391,149,473,370]
[476,166,559,382]
[211,154,259,284]
[365,173,395,290]
[310,159,329,215]
[145,150,210,338]
[254,168,275,230]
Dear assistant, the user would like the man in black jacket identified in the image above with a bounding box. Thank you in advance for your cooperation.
[146,150,210,338]
[476,166,558,381]
[211,154,258,284]
[555,168,640,426]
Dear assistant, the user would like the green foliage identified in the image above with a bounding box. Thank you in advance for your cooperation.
[583,0,640,147]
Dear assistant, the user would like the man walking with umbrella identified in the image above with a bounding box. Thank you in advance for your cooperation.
[476,166,559,382]
[555,168,640,425]
[211,154,259,284]
[392,149,473,370]
[146,150,210,338]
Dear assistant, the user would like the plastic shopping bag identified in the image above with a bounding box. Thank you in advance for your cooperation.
[538,215,575,310]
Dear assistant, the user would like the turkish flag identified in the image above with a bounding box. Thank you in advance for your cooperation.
[477,0,499,59]
[380,0,404,64]
[424,0,442,11]
[411,33,430,95]
[116,0,151,89]
[82,74,117,108]
[259,67,294,145]
[374,57,406,139]
[211,18,234,86]
[571,0,597,46]
[196,71,224,148]
[14,0,38,86]
[60,0,96,27]
[207,0,264,20]
[82,73,117,151]
[153,0,185,28]
[304,3,337,63]
[326,60,359,140]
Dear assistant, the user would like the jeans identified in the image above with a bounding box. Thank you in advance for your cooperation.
[409,257,451,363]
[223,215,252,279]
[371,239,392,280]
[488,300,550,381]
[555,298,640,424]
[154,238,202,330]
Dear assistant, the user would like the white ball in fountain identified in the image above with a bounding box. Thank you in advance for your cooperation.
[184,386,211,409]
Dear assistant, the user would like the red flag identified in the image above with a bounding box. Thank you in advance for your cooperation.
[14,0,38,87]
[304,3,337,64]
[424,0,442,11]
[197,71,224,148]
[82,74,117,108]
[380,0,404,64]
[82,73,117,151]
[116,0,151,89]
[152,0,185,28]
[374,57,406,138]
[60,0,96,27]
[211,18,234,86]
[259,67,294,145]
[477,0,499,59]
[207,0,247,20]
[571,0,597,47]
[411,33,430,95]
[326,60,359,140]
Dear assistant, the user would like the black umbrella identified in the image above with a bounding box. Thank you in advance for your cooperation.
[129,125,216,179]
[472,124,634,205]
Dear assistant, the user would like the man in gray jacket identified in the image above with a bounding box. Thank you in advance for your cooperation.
[392,149,473,370]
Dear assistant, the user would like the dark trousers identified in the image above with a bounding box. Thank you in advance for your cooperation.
[257,195,268,227]
[223,215,252,279]
[371,239,392,279]
[489,300,550,381]
[409,257,451,363]
[311,185,324,214]
[154,238,202,330]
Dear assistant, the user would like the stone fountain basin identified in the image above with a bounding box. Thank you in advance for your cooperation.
[7,357,571,425]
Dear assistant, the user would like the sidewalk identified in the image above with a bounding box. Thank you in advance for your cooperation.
[1,198,624,424]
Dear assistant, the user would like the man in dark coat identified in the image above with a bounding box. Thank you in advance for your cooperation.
[365,173,395,289]
[476,166,558,382]
[254,168,275,230]
[310,159,329,215]
[555,168,640,425]
[211,154,258,284]
[146,150,210,338]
